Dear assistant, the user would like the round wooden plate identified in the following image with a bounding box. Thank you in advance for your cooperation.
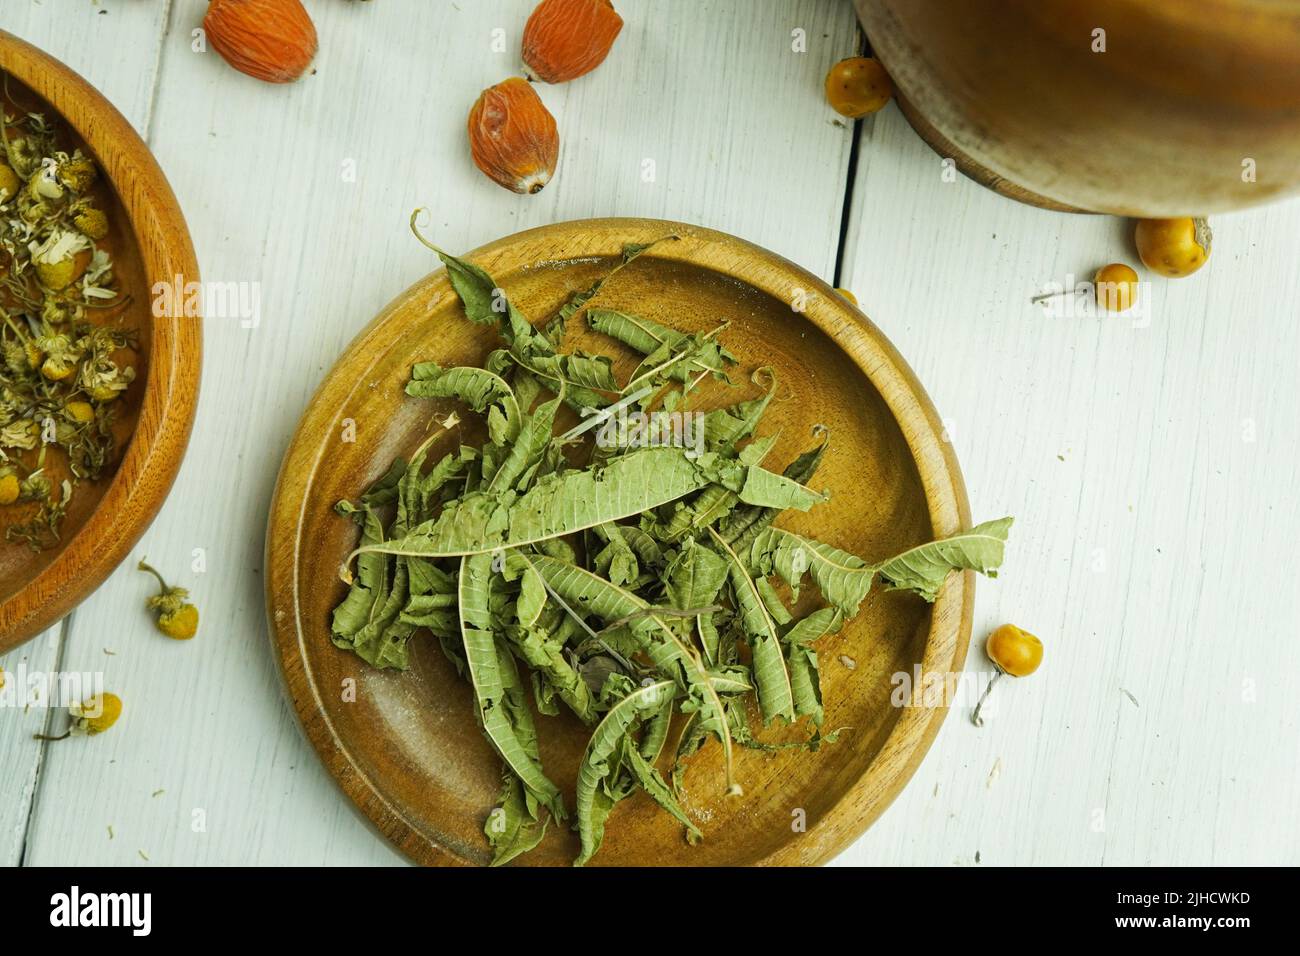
[265,219,973,866]
[0,32,201,650]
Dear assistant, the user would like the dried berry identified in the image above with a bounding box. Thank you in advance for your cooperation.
[204,0,318,84]
[1135,217,1212,278]
[825,57,893,118]
[523,0,624,84]
[468,78,560,194]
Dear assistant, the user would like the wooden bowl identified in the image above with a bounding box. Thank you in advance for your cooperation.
[265,219,973,865]
[0,32,200,650]
[856,0,1300,215]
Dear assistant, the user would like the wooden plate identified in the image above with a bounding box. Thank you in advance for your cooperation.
[0,32,201,649]
[265,219,973,866]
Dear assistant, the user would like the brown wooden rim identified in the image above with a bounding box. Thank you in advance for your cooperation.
[265,218,973,865]
[0,31,202,650]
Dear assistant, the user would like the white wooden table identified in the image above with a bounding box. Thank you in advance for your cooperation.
[3,0,1297,867]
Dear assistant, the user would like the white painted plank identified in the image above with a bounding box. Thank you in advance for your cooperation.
[833,103,1300,866]
[1,0,170,138]
[22,0,860,865]
[0,627,62,865]
[0,0,169,866]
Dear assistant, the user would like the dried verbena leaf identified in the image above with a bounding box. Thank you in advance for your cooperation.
[427,243,537,346]
[702,369,776,449]
[331,506,386,642]
[662,537,729,664]
[529,555,737,791]
[586,308,684,355]
[722,434,828,554]
[458,552,564,818]
[650,436,779,543]
[358,459,407,508]
[781,607,843,726]
[505,624,597,724]
[592,522,639,586]
[871,517,1013,601]
[709,529,793,724]
[407,363,521,446]
[485,772,549,867]
[575,678,676,865]
[486,383,564,493]
[623,744,701,839]
[623,329,733,392]
[751,517,1013,614]
[552,238,676,336]
[355,447,819,562]
[749,527,872,615]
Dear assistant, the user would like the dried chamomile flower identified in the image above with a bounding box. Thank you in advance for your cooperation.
[29,158,65,200]
[81,358,135,403]
[37,332,82,381]
[139,559,200,640]
[64,400,96,424]
[0,163,20,203]
[57,153,97,193]
[0,419,39,450]
[35,692,123,741]
[70,200,109,240]
[31,229,92,290]
[0,468,19,505]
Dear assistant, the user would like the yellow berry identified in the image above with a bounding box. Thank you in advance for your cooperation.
[835,288,858,306]
[1094,263,1139,313]
[158,604,200,640]
[73,692,123,735]
[986,624,1043,678]
[1135,217,1211,278]
[825,57,893,119]
[66,401,96,423]
[0,473,19,505]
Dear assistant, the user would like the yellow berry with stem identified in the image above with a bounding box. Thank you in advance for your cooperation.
[986,623,1043,677]
[972,624,1042,726]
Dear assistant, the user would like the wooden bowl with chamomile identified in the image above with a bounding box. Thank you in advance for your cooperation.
[0,32,200,651]
[266,218,977,866]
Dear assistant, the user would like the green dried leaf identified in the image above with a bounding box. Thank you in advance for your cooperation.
[458,552,564,819]
[871,517,1014,601]
[575,678,676,865]
[709,529,793,724]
